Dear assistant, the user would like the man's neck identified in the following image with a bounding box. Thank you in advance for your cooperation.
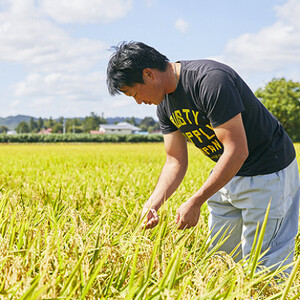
[165,62,180,94]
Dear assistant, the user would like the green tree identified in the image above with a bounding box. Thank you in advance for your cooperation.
[255,78,300,142]
[72,118,83,133]
[148,122,161,133]
[57,117,64,125]
[82,112,106,132]
[65,118,73,133]
[16,121,30,133]
[44,117,55,129]
[124,117,137,126]
[65,118,82,133]
[0,125,8,133]
[37,117,44,130]
[29,117,38,133]
[52,123,63,133]
[139,117,157,132]
[73,118,81,126]
[70,126,84,133]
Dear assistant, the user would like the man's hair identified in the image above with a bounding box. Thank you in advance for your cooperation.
[106,41,169,95]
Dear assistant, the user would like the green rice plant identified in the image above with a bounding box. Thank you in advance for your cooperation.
[0,143,298,299]
[245,200,272,279]
[280,257,300,300]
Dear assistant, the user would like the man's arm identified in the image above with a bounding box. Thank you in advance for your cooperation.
[176,113,249,229]
[142,130,188,229]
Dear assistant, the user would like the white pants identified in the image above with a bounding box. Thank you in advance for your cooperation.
[207,158,300,273]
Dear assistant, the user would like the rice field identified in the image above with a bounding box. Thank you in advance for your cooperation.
[0,143,299,299]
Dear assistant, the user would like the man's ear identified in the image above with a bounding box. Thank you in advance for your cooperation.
[143,68,154,81]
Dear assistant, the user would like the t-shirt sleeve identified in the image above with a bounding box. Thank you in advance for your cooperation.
[156,104,178,134]
[199,69,245,127]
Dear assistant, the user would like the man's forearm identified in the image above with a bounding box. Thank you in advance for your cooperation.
[190,148,248,206]
[145,160,188,210]
[175,148,248,229]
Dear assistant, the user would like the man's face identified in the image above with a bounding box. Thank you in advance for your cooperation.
[121,83,164,106]
[120,68,166,106]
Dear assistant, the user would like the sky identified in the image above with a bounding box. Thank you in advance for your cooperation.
[0,0,300,120]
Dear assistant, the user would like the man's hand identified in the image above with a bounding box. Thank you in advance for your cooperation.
[140,207,159,229]
[175,199,202,229]
[139,131,188,231]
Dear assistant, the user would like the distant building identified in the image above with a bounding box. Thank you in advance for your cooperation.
[90,130,102,135]
[150,130,162,135]
[7,130,17,135]
[99,122,141,134]
[38,128,52,135]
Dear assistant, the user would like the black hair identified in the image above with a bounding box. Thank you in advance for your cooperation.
[106,41,169,95]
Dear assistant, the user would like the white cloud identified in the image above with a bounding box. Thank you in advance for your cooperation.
[0,0,115,118]
[14,72,106,101]
[0,0,135,73]
[106,96,157,119]
[174,18,188,34]
[38,0,133,23]
[10,71,113,118]
[211,0,300,86]
[10,100,21,109]
[275,0,300,28]
[0,8,108,73]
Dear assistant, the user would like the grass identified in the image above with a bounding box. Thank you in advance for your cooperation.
[0,143,299,299]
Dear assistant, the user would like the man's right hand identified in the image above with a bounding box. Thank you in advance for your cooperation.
[141,207,159,229]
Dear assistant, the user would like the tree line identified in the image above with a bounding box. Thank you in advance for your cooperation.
[0,113,161,134]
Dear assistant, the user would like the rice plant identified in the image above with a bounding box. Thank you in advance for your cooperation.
[0,143,299,299]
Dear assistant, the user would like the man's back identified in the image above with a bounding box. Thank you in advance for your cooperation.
[157,59,296,176]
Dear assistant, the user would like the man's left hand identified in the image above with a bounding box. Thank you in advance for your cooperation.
[175,199,202,229]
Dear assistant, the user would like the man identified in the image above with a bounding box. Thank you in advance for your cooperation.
[106,41,299,271]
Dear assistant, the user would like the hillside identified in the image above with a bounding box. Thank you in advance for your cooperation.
[0,115,38,130]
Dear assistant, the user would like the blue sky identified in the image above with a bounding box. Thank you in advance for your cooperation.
[0,0,299,120]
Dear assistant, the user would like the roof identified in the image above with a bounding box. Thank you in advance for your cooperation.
[38,128,52,135]
[100,122,141,131]
[90,130,102,135]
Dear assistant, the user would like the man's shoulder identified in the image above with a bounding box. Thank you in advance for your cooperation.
[180,59,232,72]
[180,60,238,86]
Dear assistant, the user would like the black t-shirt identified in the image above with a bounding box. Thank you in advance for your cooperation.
[157,60,295,176]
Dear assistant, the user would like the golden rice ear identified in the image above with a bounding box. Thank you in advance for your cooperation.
[1,145,299,299]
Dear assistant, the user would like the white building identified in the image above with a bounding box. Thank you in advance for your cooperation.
[99,122,141,134]
[7,130,17,135]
